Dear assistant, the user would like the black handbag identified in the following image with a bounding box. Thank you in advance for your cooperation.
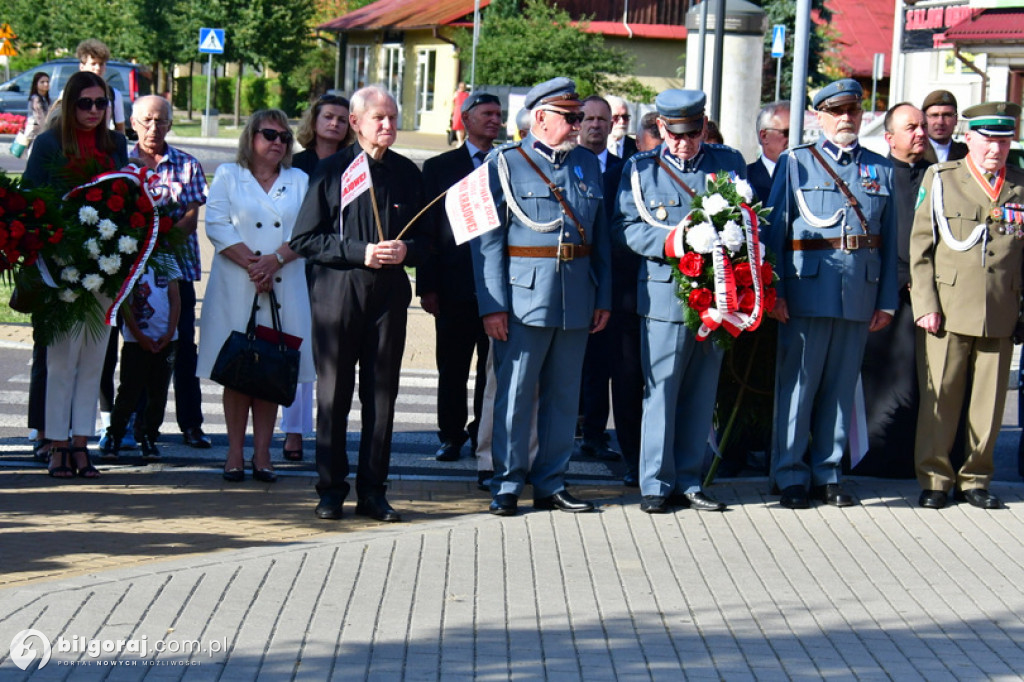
[210,289,300,406]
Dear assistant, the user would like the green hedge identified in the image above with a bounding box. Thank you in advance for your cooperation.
[173,75,283,115]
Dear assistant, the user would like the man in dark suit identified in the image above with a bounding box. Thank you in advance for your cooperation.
[576,95,642,483]
[747,101,790,203]
[921,89,968,164]
[607,95,638,160]
[418,92,504,462]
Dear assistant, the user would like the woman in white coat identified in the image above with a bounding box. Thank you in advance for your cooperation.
[197,110,314,483]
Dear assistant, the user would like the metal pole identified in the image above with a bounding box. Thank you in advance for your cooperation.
[470,0,481,90]
[789,0,812,147]
[710,0,726,120]
[696,0,709,91]
[205,53,213,137]
[775,56,781,102]
[890,0,906,104]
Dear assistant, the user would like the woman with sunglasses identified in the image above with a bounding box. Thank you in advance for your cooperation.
[196,109,314,483]
[23,71,128,480]
[280,93,354,461]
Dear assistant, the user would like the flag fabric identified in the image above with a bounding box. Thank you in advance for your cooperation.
[444,163,500,244]
[340,151,372,232]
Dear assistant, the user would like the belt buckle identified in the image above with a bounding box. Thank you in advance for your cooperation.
[846,234,859,250]
[558,243,575,261]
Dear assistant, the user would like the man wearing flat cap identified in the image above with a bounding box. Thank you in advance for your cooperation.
[764,78,898,509]
[418,92,504,463]
[910,101,1024,510]
[614,88,746,514]
[471,77,611,516]
[922,89,968,165]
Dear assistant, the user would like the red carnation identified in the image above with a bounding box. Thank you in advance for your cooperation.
[158,215,172,234]
[733,262,754,288]
[737,287,755,314]
[688,288,714,312]
[107,195,125,212]
[760,261,774,285]
[33,199,46,219]
[136,196,150,212]
[112,179,129,196]
[21,232,42,252]
[86,187,104,202]
[0,232,7,249]
[764,287,777,312]
[129,212,146,229]
[6,194,26,212]
[9,220,25,239]
[679,252,704,278]
[48,227,64,244]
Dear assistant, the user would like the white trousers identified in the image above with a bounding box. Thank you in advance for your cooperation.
[45,325,110,439]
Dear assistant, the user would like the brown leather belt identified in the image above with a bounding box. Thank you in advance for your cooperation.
[791,234,880,251]
[507,244,591,261]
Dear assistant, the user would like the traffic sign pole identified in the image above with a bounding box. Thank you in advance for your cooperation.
[198,28,226,138]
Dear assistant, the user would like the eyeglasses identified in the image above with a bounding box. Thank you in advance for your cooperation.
[546,110,584,125]
[821,104,862,117]
[76,97,109,111]
[136,118,170,130]
[257,128,294,144]
[664,128,703,141]
[612,114,631,122]
[764,127,789,136]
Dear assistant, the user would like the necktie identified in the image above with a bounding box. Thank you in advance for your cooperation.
[474,150,487,167]
[985,172,995,186]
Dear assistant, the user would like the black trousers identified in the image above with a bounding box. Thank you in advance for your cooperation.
[311,267,410,500]
[110,341,177,442]
[434,298,488,447]
[608,310,644,474]
[173,280,204,431]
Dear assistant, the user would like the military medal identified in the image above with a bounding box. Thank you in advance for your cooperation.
[998,203,1024,238]
[656,206,669,221]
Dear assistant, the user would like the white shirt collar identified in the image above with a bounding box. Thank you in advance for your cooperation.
[930,138,951,163]
[760,155,777,177]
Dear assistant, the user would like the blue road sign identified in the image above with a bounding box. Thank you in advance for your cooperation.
[199,28,225,55]
[771,25,786,59]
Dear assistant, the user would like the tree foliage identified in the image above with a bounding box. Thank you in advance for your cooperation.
[453,0,656,101]
[759,0,835,106]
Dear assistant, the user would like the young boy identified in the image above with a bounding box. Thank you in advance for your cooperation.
[100,264,180,460]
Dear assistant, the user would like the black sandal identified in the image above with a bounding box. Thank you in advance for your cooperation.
[283,446,303,462]
[71,446,101,479]
[47,447,76,479]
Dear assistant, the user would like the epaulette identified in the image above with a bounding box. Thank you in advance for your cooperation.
[493,140,523,156]
[627,148,659,168]
[790,142,815,151]
[933,160,962,173]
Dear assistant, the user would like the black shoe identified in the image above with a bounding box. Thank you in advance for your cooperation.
[579,437,621,462]
[435,440,464,462]
[356,496,402,522]
[623,471,639,487]
[222,466,245,483]
[182,427,212,449]
[477,470,494,492]
[919,489,948,509]
[534,490,595,513]
[315,494,345,519]
[489,493,518,516]
[779,485,809,509]
[667,491,726,511]
[955,488,1002,509]
[252,463,278,483]
[640,495,668,513]
[140,435,160,461]
[811,484,857,507]
[99,432,120,460]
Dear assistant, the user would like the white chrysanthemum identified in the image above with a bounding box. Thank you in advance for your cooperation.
[61,267,80,283]
[81,273,104,291]
[701,193,731,217]
[85,238,101,259]
[98,255,121,275]
[733,179,754,203]
[78,206,100,225]
[118,236,138,254]
[98,220,118,240]
[685,222,718,254]
[721,221,745,253]
[58,289,79,303]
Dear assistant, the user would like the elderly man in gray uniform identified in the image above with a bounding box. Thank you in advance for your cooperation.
[766,79,898,509]
[471,77,611,516]
[615,89,746,514]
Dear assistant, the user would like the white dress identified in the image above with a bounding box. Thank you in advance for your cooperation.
[196,163,315,383]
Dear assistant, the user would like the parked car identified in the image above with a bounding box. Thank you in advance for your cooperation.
[0,59,153,139]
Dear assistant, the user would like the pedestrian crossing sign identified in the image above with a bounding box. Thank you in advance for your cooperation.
[199,28,225,55]
[771,25,785,59]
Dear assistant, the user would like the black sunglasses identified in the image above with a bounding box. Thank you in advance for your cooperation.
[665,128,703,141]
[257,128,293,144]
[76,97,109,111]
[765,127,789,137]
[549,110,584,125]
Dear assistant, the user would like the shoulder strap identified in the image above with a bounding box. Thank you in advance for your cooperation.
[654,157,696,198]
[515,146,587,245]
[806,145,869,234]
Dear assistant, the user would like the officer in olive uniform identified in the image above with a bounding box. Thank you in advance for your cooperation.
[765,78,898,509]
[471,77,612,516]
[910,102,1024,510]
[614,89,746,514]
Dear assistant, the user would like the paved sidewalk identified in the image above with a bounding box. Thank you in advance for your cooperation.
[2,475,1024,679]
